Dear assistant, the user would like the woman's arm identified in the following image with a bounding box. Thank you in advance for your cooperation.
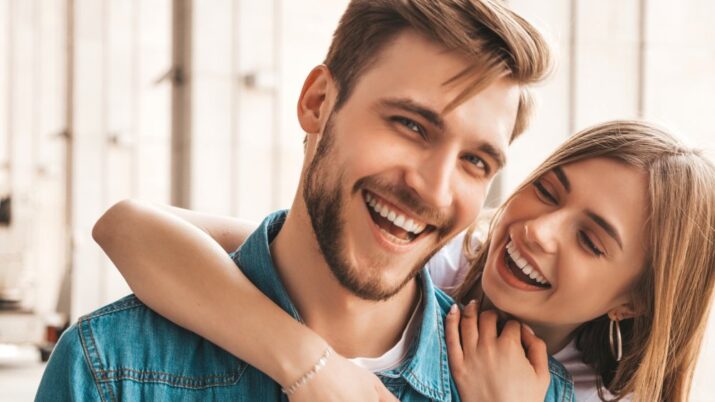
[93,200,324,385]
[92,200,396,401]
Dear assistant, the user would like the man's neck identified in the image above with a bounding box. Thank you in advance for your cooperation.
[270,207,420,358]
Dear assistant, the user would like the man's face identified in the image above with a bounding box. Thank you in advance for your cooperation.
[303,31,520,300]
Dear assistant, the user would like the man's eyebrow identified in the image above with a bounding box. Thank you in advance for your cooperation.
[380,98,444,130]
[585,210,623,250]
[553,167,571,192]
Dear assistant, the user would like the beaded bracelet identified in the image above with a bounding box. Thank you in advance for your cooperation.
[281,348,332,395]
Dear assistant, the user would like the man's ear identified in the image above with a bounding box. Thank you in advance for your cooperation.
[297,65,335,135]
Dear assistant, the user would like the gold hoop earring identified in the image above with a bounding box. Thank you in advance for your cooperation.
[609,318,622,362]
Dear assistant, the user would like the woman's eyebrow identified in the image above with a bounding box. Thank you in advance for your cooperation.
[553,167,571,192]
[585,210,624,250]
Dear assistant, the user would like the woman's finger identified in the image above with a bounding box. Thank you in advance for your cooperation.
[521,324,549,380]
[460,300,479,354]
[499,319,522,345]
[445,304,464,369]
[477,309,498,346]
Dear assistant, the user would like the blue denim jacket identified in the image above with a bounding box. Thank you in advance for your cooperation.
[36,210,573,401]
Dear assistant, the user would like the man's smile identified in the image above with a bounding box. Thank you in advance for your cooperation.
[362,190,435,249]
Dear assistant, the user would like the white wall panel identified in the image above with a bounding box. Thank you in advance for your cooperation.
[502,0,572,195]
[233,0,278,220]
[71,0,172,316]
[31,0,68,315]
[574,0,640,128]
[135,0,171,204]
[71,0,109,316]
[643,0,715,149]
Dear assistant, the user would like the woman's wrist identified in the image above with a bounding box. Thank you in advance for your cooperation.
[264,323,333,388]
[281,347,333,395]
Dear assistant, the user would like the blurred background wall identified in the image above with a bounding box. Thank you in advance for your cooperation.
[0,0,713,399]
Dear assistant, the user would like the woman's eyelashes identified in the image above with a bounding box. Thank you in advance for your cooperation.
[533,178,606,257]
[533,179,558,204]
[578,231,605,257]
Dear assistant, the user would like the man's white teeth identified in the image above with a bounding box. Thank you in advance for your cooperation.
[364,192,426,235]
[506,241,549,285]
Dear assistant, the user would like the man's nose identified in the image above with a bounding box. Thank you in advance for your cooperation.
[404,150,455,209]
[523,211,562,255]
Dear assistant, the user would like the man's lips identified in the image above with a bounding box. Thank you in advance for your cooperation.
[363,190,435,246]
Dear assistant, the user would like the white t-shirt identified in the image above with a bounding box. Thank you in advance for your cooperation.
[425,232,621,402]
[349,291,423,372]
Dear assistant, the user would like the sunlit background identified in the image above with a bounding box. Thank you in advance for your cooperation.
[0,0,713,400]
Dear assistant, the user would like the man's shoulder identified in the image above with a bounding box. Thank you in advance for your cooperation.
[37,295,266,401]
[427,275,456,317]
[76,295,246,384]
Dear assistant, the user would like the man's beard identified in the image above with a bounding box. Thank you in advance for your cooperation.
[302,113,455,301]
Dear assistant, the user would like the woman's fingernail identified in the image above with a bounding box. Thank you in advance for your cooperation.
[523,323,535,335]
[449,304,458,315]
[468,299,476,305]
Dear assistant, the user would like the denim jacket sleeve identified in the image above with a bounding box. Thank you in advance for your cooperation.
[35,324,102,401]
[545,356,575,402]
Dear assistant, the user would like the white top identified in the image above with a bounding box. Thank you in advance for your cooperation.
[553,339,625,402]
[425,232,621,402]
[349,291,423,372]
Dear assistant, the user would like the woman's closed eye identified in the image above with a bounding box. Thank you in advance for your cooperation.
[578,231,605,257]
[533,179,558,204]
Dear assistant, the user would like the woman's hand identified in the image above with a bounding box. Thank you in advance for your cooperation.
[288,353,399,402]
[445,301,550,402]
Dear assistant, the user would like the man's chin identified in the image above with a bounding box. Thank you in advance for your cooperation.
[332,264,424,301]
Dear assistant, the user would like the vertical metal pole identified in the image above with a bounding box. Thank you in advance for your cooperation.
[32,0,40,177]
[229,0,239,216]
[98,0,109,302]
[58,0,75,319]
[5,0,14,198]
[637,0,648,118]
[170,0,192,208]
[130,0,139,197]
[567,0,578,134]
[270,0,282,210]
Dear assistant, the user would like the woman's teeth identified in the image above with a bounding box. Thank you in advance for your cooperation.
[506,240,549,285]
[365,192,427,236]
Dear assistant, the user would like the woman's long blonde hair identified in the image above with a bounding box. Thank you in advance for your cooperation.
[455,120,715,402]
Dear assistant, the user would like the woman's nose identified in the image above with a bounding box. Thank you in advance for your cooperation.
[523,212,562,254]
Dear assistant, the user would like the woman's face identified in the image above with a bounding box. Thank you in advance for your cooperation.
[481,157,648,328]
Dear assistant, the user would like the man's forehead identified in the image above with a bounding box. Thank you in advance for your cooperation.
[344,30,519,158]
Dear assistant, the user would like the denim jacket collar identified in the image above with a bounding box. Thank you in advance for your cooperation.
[232,210,454,402]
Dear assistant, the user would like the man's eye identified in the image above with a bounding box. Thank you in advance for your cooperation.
[533,180,558,204]
[463,154,489,174]
[392,116,425,137]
